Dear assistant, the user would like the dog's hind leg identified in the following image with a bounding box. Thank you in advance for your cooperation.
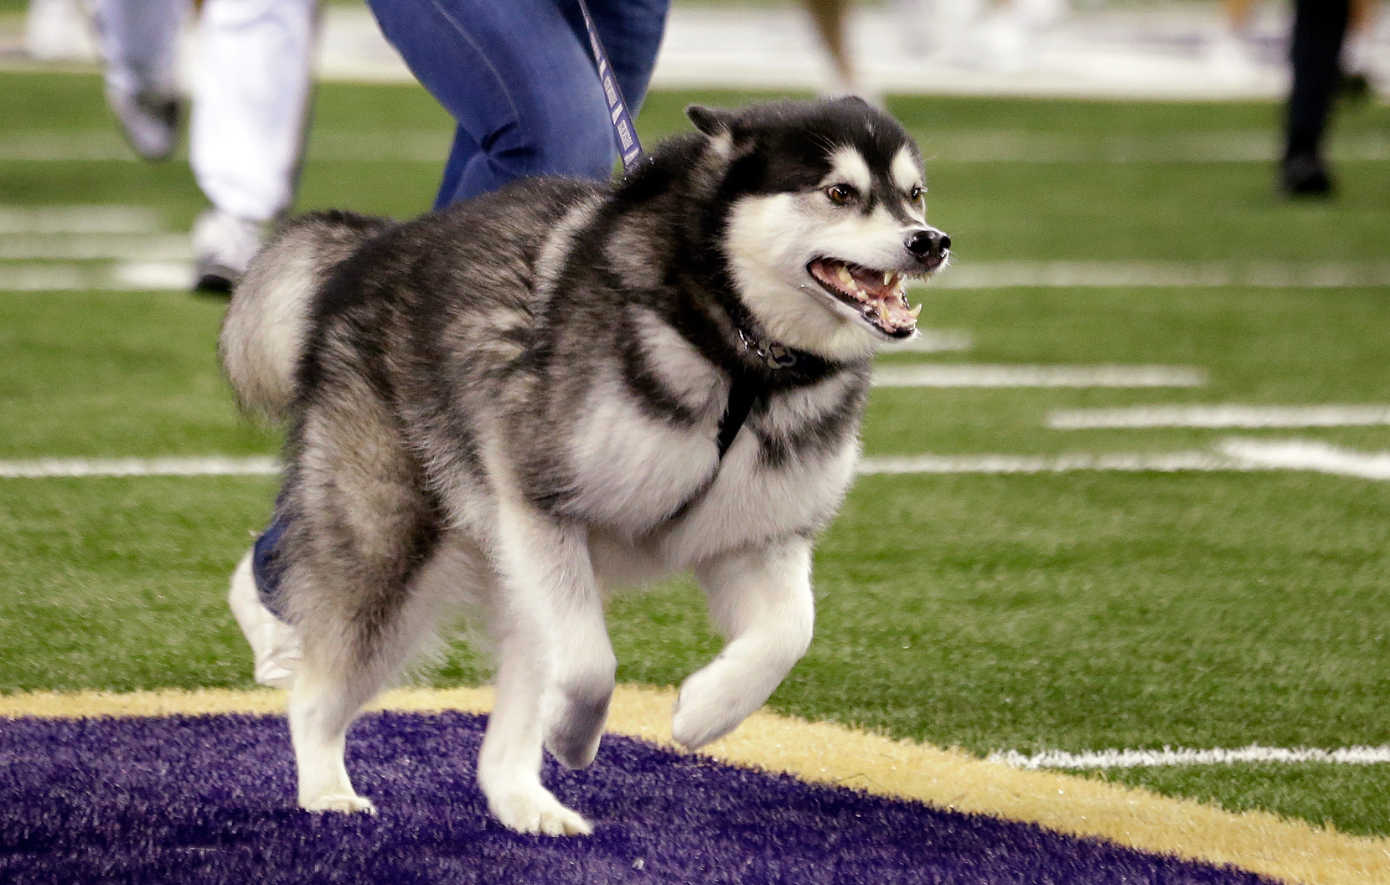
[285,512,464,814]
[475,489,613,835]
[289,539,468,813]
[289,651,382,814]
[672,536,815,750]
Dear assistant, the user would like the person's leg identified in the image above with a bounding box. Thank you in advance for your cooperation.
[191,0,320,224]
[368,0,619,209]
[804,0,857,93]
[188,0,319,289]
[1283,0,1351,194]
[90,0,187,160]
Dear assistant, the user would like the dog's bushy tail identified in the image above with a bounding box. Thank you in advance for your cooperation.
[219,210,390,422]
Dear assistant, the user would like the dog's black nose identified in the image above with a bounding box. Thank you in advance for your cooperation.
[906,229,950,260]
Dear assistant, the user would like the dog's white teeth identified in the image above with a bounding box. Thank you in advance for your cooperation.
[908,303,923,319]
[837,266,855,286]
[883,271,893,285]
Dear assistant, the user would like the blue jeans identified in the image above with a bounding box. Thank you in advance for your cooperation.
[366,0,670,209]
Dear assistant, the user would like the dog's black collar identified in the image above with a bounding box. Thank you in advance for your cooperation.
[736,327,807,372]
[717,321,828,460]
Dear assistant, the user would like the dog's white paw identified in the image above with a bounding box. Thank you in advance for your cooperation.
[490,785,592,836]
[671,670,751,750]
[301,792,377,814]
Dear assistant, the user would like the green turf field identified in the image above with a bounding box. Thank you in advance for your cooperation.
[1,70,1388,838]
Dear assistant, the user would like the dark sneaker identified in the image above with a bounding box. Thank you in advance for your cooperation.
[1280,152,1334,198]
[107,86,182,162]
[192,209,266,293]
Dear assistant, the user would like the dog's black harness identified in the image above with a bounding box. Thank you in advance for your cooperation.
[716,325,830,461]
[656,322,829,524]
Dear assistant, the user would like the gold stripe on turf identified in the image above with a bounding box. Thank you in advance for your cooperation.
[2,685,1385,885]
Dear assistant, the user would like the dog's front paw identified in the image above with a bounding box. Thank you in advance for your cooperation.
[301,792,377,814]
[489,785,592,836]
[671,670,751,750]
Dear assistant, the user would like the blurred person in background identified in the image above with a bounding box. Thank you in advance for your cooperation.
[91,0,319,292]
[896,0,1067,71]
[1340,0,1382,99]
[1211,0,1381,91]
[1282,0,1353,196]
[803,0,878,101]
[1207,0,1262,83]
[23,0,91,61]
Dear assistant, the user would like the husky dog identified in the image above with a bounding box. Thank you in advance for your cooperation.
[219,97,949,835]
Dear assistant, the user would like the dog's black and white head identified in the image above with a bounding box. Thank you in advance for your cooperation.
[691,98,950,362]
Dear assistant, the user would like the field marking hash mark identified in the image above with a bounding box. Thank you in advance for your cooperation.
[990,744,1390,770]
[1050,404,1390,429]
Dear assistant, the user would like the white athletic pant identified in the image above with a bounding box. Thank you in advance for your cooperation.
[93,0,319,222]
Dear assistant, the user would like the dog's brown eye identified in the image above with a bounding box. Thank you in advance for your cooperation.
[909,186,925,203]
[826,184,854,206]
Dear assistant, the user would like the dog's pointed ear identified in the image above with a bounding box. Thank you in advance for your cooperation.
[687,105,734,137]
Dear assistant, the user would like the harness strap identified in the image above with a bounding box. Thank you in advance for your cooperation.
[716,374,761,460]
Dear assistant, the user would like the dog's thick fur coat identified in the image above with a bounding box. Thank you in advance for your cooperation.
[220,98,948,833]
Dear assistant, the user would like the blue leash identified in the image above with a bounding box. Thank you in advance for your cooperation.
[575,0,645,174]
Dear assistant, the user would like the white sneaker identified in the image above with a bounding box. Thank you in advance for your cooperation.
[106,86,182,162]
[227,547,302,689]
[192,209,266,293]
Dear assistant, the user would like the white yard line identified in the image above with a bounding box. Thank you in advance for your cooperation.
[1217,438,1390,481]
[0,264,89,291]
[0,133,448,164]
[2,128,1387,166]
[857,451,1244,475]
[1050,404,1390,429]
[0,457,279,479]
[7,440,1387,481]
[0,136,137,163]
[879,330,973,354]
[5,258,1390,293]
[926,261,1390,289]
[0,205,164,234]
[0,261,192,291]
[859,440,1390,480]
[989,744,1390,770]
[873,364,1207,388]
[0,234,191,261]
[913,131,1390,165]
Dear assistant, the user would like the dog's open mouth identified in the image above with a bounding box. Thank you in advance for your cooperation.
[807,258,920,338]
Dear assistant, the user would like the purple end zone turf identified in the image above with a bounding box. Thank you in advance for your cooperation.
[0,711,1278,885]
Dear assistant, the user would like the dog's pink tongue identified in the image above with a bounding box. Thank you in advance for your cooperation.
[849,265,894,300]
[809,259,841,290]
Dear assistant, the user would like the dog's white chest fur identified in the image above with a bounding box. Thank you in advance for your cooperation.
[566,378,722,536]
[566,353,860,565]
[659,428,859,565]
